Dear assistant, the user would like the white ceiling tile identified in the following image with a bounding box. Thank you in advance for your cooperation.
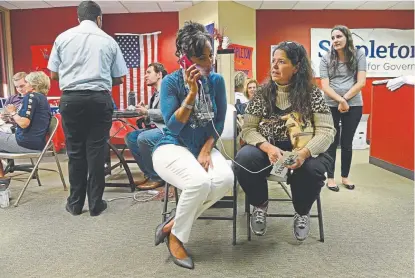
[388,1,414,10]
[45,1,80,8]
[233,1,263,9]
[159,1,192,11]
[326,1,366,10]
[357,1,399,10]
[260,1,297,9]
[121,1,161,13]
[96,1,129,14]
[0,1,18,9]
[293,1,332,10]
[8,1,52,9]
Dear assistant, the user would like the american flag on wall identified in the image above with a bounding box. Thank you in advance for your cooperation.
[115,31,161,109]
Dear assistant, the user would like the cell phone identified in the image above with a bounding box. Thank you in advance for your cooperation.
[179,55,193,69]
[282,152,298,166]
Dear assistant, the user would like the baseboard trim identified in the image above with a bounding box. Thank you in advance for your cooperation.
[369,156,414,180]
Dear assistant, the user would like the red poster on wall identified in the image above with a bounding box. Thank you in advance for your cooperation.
[228,44,253,78]
[30,45,52,70]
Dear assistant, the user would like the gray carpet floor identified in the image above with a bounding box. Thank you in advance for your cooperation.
[0,149,413,277]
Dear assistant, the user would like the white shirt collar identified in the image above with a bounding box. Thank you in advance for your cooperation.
[80,20,99,28]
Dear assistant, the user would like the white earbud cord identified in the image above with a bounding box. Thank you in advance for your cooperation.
[198,80,272,174]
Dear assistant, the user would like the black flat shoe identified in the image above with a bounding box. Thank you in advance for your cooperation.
[166,235,194,270]
[155,208,176,246]
[326,183,339,192]
[343,183,355,190]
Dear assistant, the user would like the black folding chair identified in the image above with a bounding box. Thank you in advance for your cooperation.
[162,104,238,245]
[0,116,67,206]
[245,174,325,242]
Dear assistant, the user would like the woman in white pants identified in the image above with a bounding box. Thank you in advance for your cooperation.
[152,21,233,270]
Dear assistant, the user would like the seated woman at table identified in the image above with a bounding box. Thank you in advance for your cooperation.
[233,41,336,241]
[151,21,233,269]
[0,71,51,186]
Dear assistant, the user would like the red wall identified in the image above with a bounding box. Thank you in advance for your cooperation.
[256,10,414,140]
[10,7,179,102]
[370,84,414,172]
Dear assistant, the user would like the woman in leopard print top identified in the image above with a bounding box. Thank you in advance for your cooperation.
[233,41,336,241]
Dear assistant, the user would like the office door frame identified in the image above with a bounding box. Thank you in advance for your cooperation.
[0,7,15,98]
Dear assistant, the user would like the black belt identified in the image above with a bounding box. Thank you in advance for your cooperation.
[63,90,109,94]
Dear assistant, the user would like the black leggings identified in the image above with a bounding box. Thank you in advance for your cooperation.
[233,144,332,215]
[327,106,363,179]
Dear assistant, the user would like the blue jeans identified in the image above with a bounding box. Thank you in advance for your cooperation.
[125,128,164,181]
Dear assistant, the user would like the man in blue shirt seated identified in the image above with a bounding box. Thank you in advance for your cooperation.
[124,62,167,190]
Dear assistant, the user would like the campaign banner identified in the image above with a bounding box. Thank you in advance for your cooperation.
[228,43,253,78]
[310,28,414,78]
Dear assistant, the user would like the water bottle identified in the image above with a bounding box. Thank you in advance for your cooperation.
[128,91,136,107]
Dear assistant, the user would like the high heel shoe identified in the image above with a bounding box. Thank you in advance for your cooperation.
[166,234,194,270]
[154,208,176,246]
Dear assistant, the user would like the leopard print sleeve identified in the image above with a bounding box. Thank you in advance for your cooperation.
[245,92,266,117]
[241,93,268,146]
[305,86,336,157]
[310,87,331,114]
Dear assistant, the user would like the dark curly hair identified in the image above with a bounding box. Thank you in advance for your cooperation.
[261,41,314,121]
[175,21,212,58]
[329,25,357,75]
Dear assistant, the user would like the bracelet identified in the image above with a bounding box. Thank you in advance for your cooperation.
[10,112,17,117]
[181,102,193,110]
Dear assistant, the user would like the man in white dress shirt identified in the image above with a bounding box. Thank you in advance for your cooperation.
[48,1,128,216]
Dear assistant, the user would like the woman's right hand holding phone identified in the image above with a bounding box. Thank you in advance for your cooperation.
[184,64,201,96]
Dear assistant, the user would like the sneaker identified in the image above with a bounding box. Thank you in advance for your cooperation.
[293,213,310,241]
[250,206,267,236]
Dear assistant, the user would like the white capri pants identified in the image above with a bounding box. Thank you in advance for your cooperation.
[153,144,234,243]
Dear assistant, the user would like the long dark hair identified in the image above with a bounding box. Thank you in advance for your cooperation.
[261,41,314,120]
[329,25,357,75]
[175,21,212,59]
